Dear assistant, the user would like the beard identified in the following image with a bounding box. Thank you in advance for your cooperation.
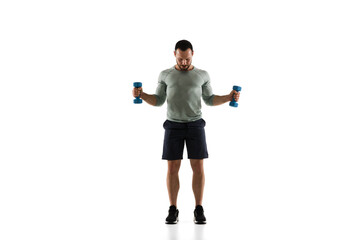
[177,60,192,71]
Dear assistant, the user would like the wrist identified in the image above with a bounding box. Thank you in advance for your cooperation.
[140,92,147,100]
[226,94,232,102]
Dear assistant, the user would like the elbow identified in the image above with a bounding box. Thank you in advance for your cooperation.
[154,95,165,106]
[204,101,213,106]
[203,95,215,106]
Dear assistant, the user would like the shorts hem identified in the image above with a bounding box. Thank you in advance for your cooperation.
[188,156,209,159]
[162,157,183,160]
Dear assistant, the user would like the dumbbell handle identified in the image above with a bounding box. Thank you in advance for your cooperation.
[232,86,241,99]
[133,82,143,104]
[229,85,242,107]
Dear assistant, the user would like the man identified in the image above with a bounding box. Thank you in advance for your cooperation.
[132,40,240,224]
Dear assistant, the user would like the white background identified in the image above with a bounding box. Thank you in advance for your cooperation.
[1,0,359,239]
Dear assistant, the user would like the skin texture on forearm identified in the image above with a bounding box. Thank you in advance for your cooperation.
[212,94,231,106]
[141,92,157,106]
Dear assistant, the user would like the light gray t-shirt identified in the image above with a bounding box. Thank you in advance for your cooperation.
[154,65,215,123]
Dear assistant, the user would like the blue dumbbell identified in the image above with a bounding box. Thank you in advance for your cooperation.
[229,85,242,107]
[133,82,142,104]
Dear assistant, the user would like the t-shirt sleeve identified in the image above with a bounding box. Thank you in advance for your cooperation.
[202,71,215,106]
[154,71,167,106]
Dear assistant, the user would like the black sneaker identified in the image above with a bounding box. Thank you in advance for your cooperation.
[165,205,179,224]
[194,205,206,224]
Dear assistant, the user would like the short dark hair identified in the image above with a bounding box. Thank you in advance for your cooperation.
[175,40,193,52]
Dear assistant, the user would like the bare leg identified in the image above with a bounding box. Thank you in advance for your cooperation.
[167,160,181,207]
[190,159,205,206]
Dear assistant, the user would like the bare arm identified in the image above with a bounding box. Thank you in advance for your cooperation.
[141,92,157,106]
[212,90,240,106]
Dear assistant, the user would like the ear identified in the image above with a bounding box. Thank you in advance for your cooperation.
[174,51,176,57]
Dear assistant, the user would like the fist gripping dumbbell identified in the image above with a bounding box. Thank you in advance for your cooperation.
[229,85,242,107]
[133,82,142,104]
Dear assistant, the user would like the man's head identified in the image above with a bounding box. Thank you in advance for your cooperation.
[174,40,194,71]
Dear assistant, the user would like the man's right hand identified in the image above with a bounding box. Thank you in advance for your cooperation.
[132,87,157,106]
[133,87,143,98]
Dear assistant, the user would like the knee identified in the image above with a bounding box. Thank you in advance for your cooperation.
[168,161,181,175]
[192,167,204,175]
[190,161,204,174]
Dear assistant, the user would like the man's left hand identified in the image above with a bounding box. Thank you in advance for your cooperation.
[229,90,240,102]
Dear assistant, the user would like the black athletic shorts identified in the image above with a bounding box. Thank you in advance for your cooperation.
[162,118,209,160]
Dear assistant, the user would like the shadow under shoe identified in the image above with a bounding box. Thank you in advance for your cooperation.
[165,205,179,224]
[194,205,206,224]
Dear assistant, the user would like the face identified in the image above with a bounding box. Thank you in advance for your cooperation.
[174,48,194,71]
